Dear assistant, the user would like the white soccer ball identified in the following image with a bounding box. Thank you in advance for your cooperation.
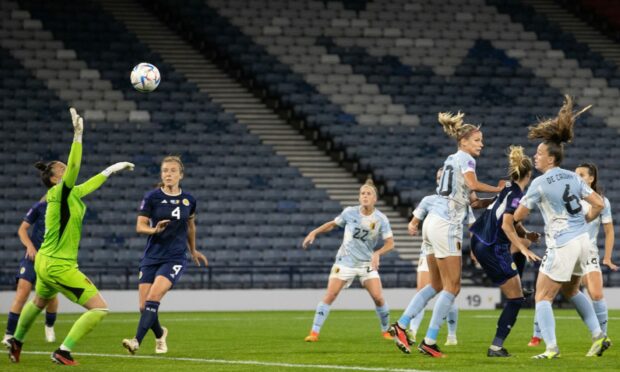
[130,62,161,93]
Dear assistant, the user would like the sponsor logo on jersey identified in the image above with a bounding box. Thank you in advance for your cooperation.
[182,198,190,206]
[161,200,168,204]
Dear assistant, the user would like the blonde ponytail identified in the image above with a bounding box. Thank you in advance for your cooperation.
[507,145,533,181]
[438,111,480,142]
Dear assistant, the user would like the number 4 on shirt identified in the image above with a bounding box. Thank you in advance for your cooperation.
[171,206,180,220]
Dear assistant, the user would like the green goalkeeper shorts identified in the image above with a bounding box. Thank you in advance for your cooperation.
[34,254,99,306]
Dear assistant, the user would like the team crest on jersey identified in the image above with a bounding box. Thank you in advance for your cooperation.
[331,266,340,274]
[20,267,25,275]
[170,199,180,205]
[370,221,376,230]
[182,198,190,206]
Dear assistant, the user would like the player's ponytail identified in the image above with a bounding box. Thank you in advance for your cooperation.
[507,146,533,181]
[34,161,57,189]
[527,95,591,166]
[577,162,603,195]
[361,178,378,197]
[438,111,480,144]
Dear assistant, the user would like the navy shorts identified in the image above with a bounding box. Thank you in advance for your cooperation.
[139,261,186,286]
[471,236,518,286]
[16,257,36,284]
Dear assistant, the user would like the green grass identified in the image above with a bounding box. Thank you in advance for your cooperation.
[1,309,617,371]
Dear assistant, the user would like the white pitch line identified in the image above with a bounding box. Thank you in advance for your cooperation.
[23,351,430,372]
[474,315,620,320]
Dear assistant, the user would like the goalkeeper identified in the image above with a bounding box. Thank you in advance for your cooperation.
[6,108,134,366]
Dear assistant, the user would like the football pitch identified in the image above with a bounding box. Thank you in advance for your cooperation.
[1,309,617,371]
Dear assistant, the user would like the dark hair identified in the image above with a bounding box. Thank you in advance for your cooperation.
[507,146,533,181]
[34,161,58,189]
[528,95,591,166]
[577,162,602,195]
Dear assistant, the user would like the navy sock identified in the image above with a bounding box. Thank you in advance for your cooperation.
[6,312,20,335]
[136,301,160,344]
[140,309,164,339]
[151,316,164,338]
[493,297,524,347]
[512,252,526,278]
[45,312,57,327]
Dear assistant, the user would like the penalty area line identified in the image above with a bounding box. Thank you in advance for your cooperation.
[24,351,430,372]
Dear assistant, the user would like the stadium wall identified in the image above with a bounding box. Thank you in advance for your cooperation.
[3,288,620,313]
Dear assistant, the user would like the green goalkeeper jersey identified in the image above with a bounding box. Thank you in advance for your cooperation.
[38,141,108,261]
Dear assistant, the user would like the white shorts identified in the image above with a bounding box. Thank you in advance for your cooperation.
[328,262,380,288]
[584,242,602,274]
[417,255,429,273]
[540,233,590,282]
[423,214,463,258]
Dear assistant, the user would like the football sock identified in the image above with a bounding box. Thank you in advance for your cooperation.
[6,312,20,336]
[45,311,57,327]
[592,299,608,334]
[14,301,43,342]
[424,291,455,345]
[409,307,425,335]
[136,301,160,344]
[375,304,390,332]
[492,297,524,347]
[536,300,557,350]
[311,302,331,334]
[570,292,602,338]
[447,302,458,337]
[61,308,108,351]
[398,285,437,329]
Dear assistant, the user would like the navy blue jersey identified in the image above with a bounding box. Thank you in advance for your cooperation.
[23,201,47,250]
[138,188,196,265]
[470,183,524,246]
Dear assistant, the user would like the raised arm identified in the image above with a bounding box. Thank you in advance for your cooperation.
[302,220,339,249]
[73,162,135,198]
[63,108,84,189]
[463,172,505,194]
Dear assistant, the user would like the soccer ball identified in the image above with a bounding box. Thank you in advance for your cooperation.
[130,62,161,92]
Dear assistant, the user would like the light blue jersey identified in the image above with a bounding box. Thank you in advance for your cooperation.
[434,150,476,224]
[520,167,594,248]
[334,206,393,266]
[414,194,475,225]
[581,197,612,246]
[415,194,475,257]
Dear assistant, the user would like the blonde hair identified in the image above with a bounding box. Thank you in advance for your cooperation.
[438,111,480,142]
[507,145,533,181]
[527,95,591,165]
[360,178,378,197]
